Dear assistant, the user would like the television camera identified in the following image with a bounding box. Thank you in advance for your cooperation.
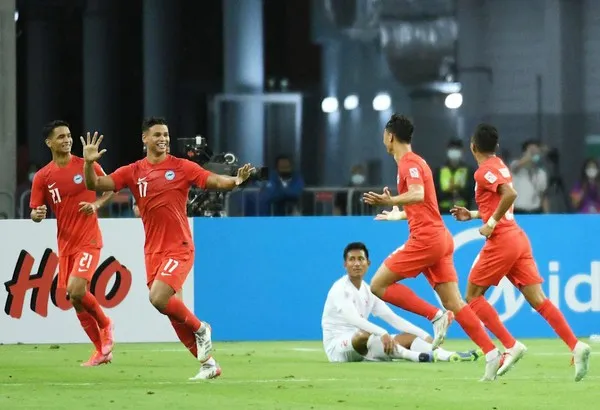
[178,136,268,217]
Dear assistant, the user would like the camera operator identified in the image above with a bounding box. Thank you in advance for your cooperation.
[510,140,549,214]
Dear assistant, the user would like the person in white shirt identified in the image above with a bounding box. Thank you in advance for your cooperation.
[322,242,482,363]
[510,140,549,213]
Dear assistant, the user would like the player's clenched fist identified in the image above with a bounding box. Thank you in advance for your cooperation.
[80,131,107,163]
[31,205,47,223]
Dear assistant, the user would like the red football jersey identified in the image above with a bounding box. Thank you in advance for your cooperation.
[397,152,446,237]
[474,156,518,234]
[110,155,212,255]
[30,155,105,256]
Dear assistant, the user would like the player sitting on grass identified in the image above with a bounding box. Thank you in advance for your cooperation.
[322,242,482,363]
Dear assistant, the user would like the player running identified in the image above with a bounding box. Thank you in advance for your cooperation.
[30,120,115,367]
[322,242,482,363]
[450,123,591,381]
[363,114,502,381]
[80,117,255,380]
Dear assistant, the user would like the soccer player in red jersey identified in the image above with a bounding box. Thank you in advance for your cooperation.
[364,114,502,381]
[80,117,255,380]
[450,123,591,381]
[30,120,115,366]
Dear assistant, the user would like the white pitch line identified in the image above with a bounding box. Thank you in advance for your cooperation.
[1,375,599,388]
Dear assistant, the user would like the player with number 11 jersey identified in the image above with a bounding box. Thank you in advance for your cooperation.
[451,123,591,382]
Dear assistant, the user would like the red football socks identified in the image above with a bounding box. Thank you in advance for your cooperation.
[77,311,102,352]
[537,299,578,350]
[382,283,440,320]
[469,296,516,349]
[81,292,110,329]
[163,297,202,332]
[455,305,497,354]
[170,319,198,358]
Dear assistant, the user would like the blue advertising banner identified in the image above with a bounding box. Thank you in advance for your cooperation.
[193,215,600,341]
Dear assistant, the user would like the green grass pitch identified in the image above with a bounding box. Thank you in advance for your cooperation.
[1,339,598,409]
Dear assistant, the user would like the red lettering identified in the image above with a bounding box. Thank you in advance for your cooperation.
[4,250,132,318]
[89,257,132,309]
[4,249,57,318]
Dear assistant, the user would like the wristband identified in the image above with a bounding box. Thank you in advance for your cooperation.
[469,210,479,219]
[487,217,497,228]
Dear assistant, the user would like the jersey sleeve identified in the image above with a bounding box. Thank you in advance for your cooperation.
[183,160,212,189]
[29,172,45,209]
[93,162,107,176]
[109,164,134,192]
[333,288,388,336]
[400,160,424,186]
[476,166,509,193]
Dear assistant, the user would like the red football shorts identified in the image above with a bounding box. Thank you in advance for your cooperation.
[145,250,194,291]
[384,229,458,287]
[469,228,543,288]
[58,248,102,289]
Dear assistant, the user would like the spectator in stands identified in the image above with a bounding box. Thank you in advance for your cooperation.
[570,158,600,214]
[261,155,304,216]
[434,139,474,213]
[334,164,369,216]
[510,140,549,214]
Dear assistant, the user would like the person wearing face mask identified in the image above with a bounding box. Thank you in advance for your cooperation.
[260,155,305,216]
[570,158,600,213]
[510,140,549,214]
[334,165,369,215]
[434,139,474,213]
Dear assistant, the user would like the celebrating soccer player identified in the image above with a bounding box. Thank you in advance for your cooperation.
[80,117,255,380]
[363,114,503,381]
[322,242,482,363]
[450,123,591,381]
[30,120,115,366]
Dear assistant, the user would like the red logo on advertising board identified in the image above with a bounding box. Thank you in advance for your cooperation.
[4,249,132,318]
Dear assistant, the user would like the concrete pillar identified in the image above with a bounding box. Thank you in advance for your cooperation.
[83,0,119,171]
[223,0,264,166]
[25,1,62,166]
[143,0,177,126]
[0,0,17,218]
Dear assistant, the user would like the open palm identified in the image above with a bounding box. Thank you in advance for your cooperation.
[80,132,107,162]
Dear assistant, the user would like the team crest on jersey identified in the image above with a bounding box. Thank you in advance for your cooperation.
[165,170,175,181]
[73,174,83,184]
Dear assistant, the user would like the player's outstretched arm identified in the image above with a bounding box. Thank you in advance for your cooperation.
[388,184,424,206]
[374,206,407,221]
[205,164,256,191]
[450,206,480,221]
[83,161,116,192]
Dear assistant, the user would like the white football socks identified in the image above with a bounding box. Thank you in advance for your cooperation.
[367,334,423,362]
[410,337,454,361]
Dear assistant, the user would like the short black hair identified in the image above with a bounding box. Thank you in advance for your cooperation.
[521,139,540,153]
[447,138,463,149]
[472,123,499,154]
[43,120,70,140]
[385,114,414,143]
[142,117,168,133]
[343,242,369,260]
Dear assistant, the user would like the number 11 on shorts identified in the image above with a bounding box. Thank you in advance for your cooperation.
[161,259,179,277]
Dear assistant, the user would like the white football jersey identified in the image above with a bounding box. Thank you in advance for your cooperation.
[321,275,386,346]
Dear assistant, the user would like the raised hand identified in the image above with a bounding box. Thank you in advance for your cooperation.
[80,132,107,163]
[363,186,393,206]
[450,205,472,221]
[375,205,405,221]
[235,163,256,185]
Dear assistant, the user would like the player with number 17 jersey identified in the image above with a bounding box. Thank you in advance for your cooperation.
[469,156,541,287]
[109,155,209,290]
